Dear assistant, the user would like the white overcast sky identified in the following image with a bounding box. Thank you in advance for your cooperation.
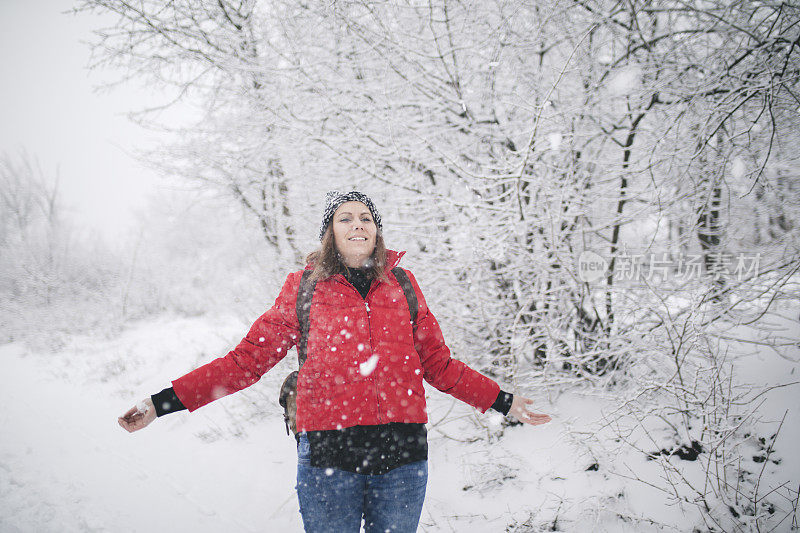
[0,2,190,240]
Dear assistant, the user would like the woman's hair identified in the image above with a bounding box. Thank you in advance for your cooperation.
[305,226,389,283]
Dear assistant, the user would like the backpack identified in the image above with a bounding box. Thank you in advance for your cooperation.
[278,267,419,436]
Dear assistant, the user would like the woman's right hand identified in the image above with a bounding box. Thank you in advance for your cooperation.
[118,398,157,432]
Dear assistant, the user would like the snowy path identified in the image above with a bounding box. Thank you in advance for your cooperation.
[5,311,795,532]
[0,331,302,533]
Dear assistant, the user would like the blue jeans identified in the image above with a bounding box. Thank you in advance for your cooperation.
[295,433,427,532]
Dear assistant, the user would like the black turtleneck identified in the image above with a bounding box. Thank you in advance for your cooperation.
[343,265,373,298]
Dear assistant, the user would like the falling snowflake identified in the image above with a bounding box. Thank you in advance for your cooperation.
[607,65,641,96]
[360,355,379,376]
[488,413,504,429]
[731,157,747,179]
[548,132,562,151]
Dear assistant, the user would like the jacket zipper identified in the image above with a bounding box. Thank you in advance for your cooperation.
[363,299,383,423]
[335,275,383,424]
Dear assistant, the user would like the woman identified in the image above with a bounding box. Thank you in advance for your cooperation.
[118,190,551,532]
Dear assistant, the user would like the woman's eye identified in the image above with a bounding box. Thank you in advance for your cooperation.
[340,217,351,223]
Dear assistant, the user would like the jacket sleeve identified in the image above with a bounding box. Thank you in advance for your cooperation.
[404,269,500,413]
[171,271,302,412]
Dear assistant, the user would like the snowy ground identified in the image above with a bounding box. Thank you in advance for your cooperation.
[1,311,798,532]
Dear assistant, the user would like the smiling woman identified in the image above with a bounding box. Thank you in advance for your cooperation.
[304,191,390,285]
[332,200,378,269]
[118,189,551,533]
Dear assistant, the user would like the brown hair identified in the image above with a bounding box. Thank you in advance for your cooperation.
[305,226,389,283]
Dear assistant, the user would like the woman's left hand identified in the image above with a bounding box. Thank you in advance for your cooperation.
[508,396,551,426]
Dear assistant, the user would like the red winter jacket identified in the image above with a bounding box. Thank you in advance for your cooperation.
[171,250,500,432]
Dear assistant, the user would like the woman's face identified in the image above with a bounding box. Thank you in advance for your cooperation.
[332,201,377,268]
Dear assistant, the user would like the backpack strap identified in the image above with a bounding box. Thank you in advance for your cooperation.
[392,267,418,327]
[295,270,317,369]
